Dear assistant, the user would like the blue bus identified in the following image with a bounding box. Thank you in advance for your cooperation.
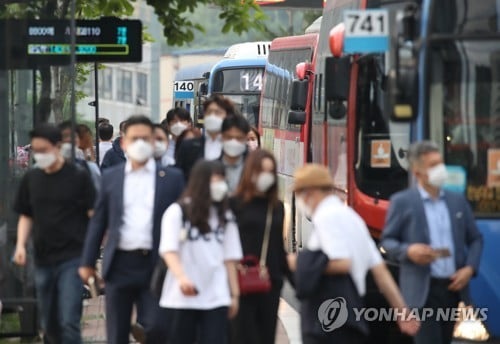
[173,62,217,125]
[207,42,270,127]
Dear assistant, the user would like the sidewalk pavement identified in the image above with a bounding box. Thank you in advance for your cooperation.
[81,296,300,344]
[278,298,301,344]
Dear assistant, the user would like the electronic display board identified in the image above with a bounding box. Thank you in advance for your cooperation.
[0,18,142,69]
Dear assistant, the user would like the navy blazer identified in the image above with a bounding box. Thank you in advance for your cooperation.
[380,188,483,308]
[81,162,185,279]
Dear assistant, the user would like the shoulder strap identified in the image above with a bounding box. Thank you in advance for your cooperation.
[259,203,274,268]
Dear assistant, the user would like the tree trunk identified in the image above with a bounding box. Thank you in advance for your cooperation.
[52,66,72,123]
[36,66,52,123]
[37,0,72,124]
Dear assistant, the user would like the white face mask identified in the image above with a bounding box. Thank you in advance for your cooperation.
[248,140,259,151]
[126,139,153,163]
[34,152,57,169]
[60,143,73,160]
[296,196,313,218]
[204,114,223,133]
[223,139,247,158]
[256,172,275,193]
[170,122,188,137]
[153,141,167,158]
[210,180,228,202]
[60,143,85,161]
[427,163,448,188]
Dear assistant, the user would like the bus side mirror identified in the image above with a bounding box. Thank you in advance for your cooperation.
[389,5,419,121]
[288,110,306,125]
[324,56,351,119]
[199,82,208,97]
[290,79,309,111]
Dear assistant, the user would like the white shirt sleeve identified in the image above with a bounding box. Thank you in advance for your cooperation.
[223,220,243,261]
[159,203,183,254]
[314,212,352,260]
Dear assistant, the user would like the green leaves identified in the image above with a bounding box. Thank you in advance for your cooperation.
[145,0,266,46]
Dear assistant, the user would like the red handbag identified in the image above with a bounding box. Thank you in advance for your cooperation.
[237,204,273,295]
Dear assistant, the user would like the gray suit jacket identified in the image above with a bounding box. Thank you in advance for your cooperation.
[380,188,483,308]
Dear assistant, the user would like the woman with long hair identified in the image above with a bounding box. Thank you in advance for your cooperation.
[247,126,260,152]
[159,160,242,344]
[230,149,291,344]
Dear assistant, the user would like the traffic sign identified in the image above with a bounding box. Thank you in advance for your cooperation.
[0,18,142,69]
[343,10,389,53]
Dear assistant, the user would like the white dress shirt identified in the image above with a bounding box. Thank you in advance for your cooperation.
[307,195,383,296]
[166,140,176,160]
[98,141,113,165]
[204,134,222,160]
[118,158,156,250]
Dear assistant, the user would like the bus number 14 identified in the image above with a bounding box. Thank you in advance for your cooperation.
[241,72,263,91]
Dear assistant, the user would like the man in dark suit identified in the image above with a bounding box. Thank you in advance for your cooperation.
[381,141,483,344]
[101,120,128,170]
[176,95,236,180]
[79,115,185,344]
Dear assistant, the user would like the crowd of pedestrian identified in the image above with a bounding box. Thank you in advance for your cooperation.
[10,94,482,344]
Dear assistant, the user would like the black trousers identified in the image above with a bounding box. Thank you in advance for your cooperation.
[166,307,229,344]
[105,250,167,344]
[231,280,283,344]
[302,327,366,344]
[414,278,460,344]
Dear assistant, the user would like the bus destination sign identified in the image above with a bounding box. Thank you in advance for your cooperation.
[0,18,142,69]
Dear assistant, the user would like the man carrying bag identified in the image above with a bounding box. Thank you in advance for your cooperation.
[290,164,420,344]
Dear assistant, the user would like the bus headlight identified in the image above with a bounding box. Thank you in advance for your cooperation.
[453,302,490,341]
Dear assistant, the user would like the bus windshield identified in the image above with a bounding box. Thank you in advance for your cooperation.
[354,55,410,200]
[219,94,260,127]
[428,40,500,215]
[212,67,263,127]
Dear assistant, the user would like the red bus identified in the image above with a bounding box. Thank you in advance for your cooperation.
[263,0,499,340]
[259,32,318,251]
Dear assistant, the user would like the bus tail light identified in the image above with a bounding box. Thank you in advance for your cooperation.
[329,23,345,57]
[296,62,311,80]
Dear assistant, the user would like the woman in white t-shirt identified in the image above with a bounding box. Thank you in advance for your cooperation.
[159,160,242,344]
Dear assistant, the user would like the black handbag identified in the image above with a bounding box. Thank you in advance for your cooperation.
[150,258,167,299]
[150,202,188,299]
[295,249,369,338]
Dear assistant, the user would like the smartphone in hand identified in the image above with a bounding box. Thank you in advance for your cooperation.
[433,248,451,258]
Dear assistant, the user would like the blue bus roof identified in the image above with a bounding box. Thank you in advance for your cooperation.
[211,58,267,72]
[175,62,218,81]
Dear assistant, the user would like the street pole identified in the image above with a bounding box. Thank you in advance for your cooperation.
[69,0,76,162]
[94,62,100,164]
[32,69,37,126]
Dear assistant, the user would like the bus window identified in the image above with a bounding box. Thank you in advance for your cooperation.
[428,40,500,215]
[262,48,312,131]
